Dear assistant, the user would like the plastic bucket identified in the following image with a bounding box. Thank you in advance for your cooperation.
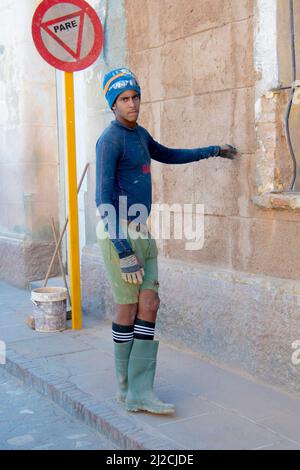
[31,287,68,333]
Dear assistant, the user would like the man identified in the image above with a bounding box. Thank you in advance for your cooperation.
[95,68,237,415]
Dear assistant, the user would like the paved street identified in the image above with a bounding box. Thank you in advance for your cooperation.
[0,367,117,450]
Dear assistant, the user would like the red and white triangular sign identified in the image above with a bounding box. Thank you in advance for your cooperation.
[41,11,85,60]
[32,0,104,72]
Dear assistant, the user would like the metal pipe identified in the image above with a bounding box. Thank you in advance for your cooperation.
[270,85,298,92]
[285,0,297,191]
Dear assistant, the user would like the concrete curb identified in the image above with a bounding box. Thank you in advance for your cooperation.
[5,348,180,450]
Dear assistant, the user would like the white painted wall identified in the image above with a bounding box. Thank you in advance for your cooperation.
[0,0,59,241]
[254,0,279,119]
[55,0,128,267]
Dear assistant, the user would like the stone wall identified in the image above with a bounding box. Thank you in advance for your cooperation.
[124,0,300,281]
[81,0,300,394]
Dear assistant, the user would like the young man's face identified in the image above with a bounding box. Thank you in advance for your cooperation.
[112,90,140,127]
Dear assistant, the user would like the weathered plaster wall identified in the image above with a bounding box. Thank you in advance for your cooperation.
[0,0,60,286]
[277,0,300,190]
[75,0,128,248]
[254,0,300,195]
[124,0,300,283]
[277,0,300,87]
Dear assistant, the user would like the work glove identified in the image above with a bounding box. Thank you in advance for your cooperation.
[119,253,145,285]
[218,144,238,160]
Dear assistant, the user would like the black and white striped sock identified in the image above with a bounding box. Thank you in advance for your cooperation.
[112,322,134,343]
[134,318,155,341]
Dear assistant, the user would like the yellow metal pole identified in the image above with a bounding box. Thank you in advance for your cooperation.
[64,71,82,330]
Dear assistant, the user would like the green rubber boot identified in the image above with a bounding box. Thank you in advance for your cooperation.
[114,340,133,403]
[125,339,175,415]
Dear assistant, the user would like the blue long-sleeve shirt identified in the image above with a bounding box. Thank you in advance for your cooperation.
[95,120,220,258]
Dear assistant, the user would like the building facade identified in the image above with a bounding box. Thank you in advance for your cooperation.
[1,0,300,394]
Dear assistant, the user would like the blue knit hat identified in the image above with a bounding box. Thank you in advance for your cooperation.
[103,68,141,109]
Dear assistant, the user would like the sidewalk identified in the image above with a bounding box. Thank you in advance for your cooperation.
[1,281,300,450]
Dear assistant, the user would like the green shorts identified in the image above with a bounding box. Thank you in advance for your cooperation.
[97,221,159,304]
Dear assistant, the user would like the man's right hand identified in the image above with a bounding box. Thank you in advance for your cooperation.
[119,253,144,285]
[218,144,238,160]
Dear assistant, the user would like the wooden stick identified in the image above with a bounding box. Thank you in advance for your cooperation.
[43,162,90,287]
[50,217,71,307]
